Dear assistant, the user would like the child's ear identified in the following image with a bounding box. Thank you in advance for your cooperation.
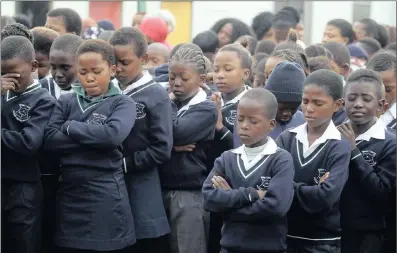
[340,64,350,77]
[243,69,250,82]
[110,64,116,78]
[140,53,149,65]
[333,98,343,112]
[269,119,276,130]
[377,98,386,115]
[31,60,38,73]
[199,74,207,86]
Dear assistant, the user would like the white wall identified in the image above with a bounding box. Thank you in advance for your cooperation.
[191,1,275,38]
[51,1,89,19]
[1,1,16,16]
[310,1,354,44]
[370,1,396,26]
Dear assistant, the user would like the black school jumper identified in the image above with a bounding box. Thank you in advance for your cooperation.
[2,82,56,253]
[207,86,251,253]
[203,138,295,253]
[340,119,396,253]
[276,121,350,252]
[44,83,137,251]
[39,75,75,253]
[160,88,218,253]
[121,73,172,252]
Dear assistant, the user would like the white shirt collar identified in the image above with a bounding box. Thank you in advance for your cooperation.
[356,118,386,141]
[177,88,207,115]
[221,85,251,107]
[232,137,278,156]
[122,71,153,94]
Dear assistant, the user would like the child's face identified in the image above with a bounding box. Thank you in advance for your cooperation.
[265,56,284,80]
[302,85,342,128]
[77,52,116,97]
[237,98,275,147]
[322,25,348,45]
[45,16,67,35]
[169,62,205,101]
[344,81,383,125]
[36,51,50,80]
[50,50,78,89]
[213,51,249,94]
[1,58,37,93]
[146,50,167,68]
[253,71,266,88]
[114,44,147,87]
[218,23,233,48]
[380,70,396,106]
[276,102,300,123]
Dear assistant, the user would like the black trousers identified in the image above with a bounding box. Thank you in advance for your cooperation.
[41,175,58,253]
[341,230,384,253]
[1,179,43,253]
[57,246,135,253]
[287,239,340,253]
[221,249,286,253]
[130,236,169,253]
[208,212,223,253]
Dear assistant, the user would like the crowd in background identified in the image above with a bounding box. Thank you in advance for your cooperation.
[1,5,396,253]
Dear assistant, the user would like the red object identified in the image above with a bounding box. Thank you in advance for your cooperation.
[89,1,121,29]
[139,17,168,44]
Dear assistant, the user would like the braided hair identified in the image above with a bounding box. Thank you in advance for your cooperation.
[169,43,206,74]
[1,23,33,43]
[271,48,308,75]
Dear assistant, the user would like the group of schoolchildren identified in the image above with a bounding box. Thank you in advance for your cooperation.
[1,6,397,253]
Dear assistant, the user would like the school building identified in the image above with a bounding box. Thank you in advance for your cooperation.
[1,1,396,45]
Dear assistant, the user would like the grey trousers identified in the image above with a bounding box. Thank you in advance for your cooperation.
[163,190,210,253]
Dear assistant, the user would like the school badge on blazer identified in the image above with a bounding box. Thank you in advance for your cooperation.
[314,168,326,185]
[362,150,377,166]
[135,103,146,119]
[225,110,237,125]
[87,113,107,125]
[257,176,272,191]
[13,104,31,122]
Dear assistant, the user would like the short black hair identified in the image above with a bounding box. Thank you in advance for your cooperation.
[323,41,350,68]
[240,88,278,119]
[345,69,383,99]
[304,69,343,100]
[274,29,305,55]
[305,44,330,58]
[386,42,396,53]
[327,19,355,44]
[76,39,115,65]
[255,57,268,74]
[13,14,32,29]
[308,56,333,72]
[358,18,389,48]
[1,23,33,44]
[192,30,219,54]
[218,43,252,70]
[271,8,299,43]
[31,27,59,56]
[235,35,258,56]
[271,49,308,75]
[47,8,82,35]
[108,27,147,57]
[366,51,396,74]
[1,35,35,62]
[357,37,381,56]
[251,12,274,40]
[254,53,269,66]
[211,18,253,45]
[51,34,84,55]
[255,40,276,55]
[98,30,115,42]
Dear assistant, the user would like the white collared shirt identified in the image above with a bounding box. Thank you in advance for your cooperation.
[221,85,251,107]
[290,121,341,158]
[356,118,386,142]
[177,88,207,116]
[379,102,396,127]
[232,137,278,171]
[121,71,152,95]
[53,80,74,99]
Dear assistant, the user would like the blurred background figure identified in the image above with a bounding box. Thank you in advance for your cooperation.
[132,11,146,28]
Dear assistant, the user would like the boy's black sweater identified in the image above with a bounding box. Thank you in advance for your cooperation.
[202,139,295,252]
[276,126,350,242]
[44,84,136,179]
[160,90,218,190]
[340,121,396,231]
[2,82,56,181]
